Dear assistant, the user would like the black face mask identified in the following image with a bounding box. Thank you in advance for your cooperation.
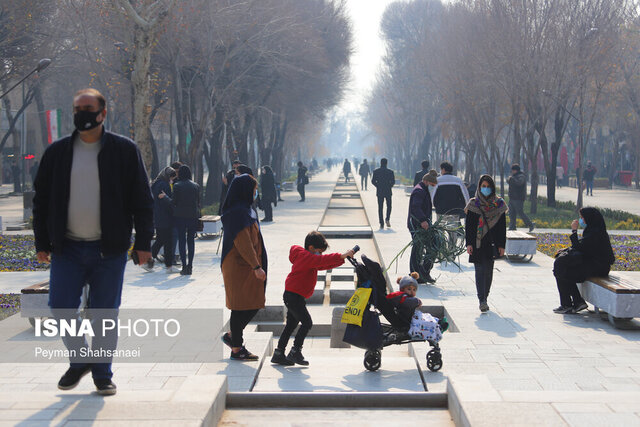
[73,109,103,131]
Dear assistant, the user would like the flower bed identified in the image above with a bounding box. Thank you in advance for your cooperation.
[0,293,20,321]
[536,233,640,271]
[0,235,49,271]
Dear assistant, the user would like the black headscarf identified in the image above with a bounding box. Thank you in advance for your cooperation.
[221,174,268,275]
[580,207,615,265]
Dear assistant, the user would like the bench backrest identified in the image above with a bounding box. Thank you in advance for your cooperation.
[21,281,50,294]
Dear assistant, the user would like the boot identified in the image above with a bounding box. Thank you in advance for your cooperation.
[287,346,309,366]
[270,348,294,366]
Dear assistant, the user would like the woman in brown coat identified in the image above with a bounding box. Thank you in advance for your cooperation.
[220,174,268,360]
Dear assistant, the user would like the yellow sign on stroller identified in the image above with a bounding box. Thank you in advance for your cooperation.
[341,287,371,326]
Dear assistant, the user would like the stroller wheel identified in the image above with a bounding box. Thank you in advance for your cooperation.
[364,350,381,371]
[426,349,442,372]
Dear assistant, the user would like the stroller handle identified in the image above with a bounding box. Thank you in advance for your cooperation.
[346,245,360,266]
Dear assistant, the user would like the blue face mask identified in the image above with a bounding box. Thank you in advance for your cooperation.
[480,187,492,197]
[579,218,586,228]
[254,189,258,200]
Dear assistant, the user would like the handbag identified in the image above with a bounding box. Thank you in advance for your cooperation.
[480,210,501,259]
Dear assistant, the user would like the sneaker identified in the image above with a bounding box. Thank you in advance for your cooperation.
[165,266,179,273]
[221,332,232,349]
[572,301,588,313]
[529,222,536,232]
[553,305,573,314]
[156,254,165,264]
[141,259,154,272]
[94,378,117,396]
[386,220,391,228]
[57,365,92,390]
[423,274,436,284]
[379,223,384,230]
[479,301,489,312]
[271,348,294,366]
[180,266,192,276]
[287,347,309,366]
[230,347,259,361]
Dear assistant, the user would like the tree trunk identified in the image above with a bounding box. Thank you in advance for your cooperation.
[33,84,49,149]
[131,24,154,173]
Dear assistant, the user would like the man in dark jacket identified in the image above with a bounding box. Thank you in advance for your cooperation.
[343,158,351,183]
[408,170,438,283]
[32,88,153,396]
[371,158,395,229]
[507,164,534,231]
[413,160,430,187]
[297,161,308,201]
[11,160,21,193]
[260,165,277,222]
[359,159,371,190]
[583,161,597,196]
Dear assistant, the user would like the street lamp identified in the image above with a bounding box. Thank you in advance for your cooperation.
[0,58,51,101]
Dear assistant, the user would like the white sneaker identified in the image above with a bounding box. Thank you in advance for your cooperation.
[140,260,154,272]
[165,266,179,274]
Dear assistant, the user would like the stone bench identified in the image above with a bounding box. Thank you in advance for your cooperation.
[505,230,536,262]
[20,281,51,327]
[198,215,222,238]
[282,181,294,191]
[579,275,640,328]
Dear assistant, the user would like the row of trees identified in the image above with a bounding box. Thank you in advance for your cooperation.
[1,0,352,204]
[367,0,640,211]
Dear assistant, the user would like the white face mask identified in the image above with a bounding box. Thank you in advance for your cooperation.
[254,189,258,200]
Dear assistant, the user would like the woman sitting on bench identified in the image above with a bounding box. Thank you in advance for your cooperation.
[553,207,615,314]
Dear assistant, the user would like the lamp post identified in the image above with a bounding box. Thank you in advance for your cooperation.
[15,59,51,193]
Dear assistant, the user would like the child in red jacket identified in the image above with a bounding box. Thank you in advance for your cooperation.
[271,231,355,366]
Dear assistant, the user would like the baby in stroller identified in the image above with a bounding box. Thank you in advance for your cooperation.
[386,273,443,343]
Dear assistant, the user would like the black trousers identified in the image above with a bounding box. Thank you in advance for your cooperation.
[410,231,432,279]
[474,257,494,303]
[553,256,590,307]
[230,309,259,347]
[361,175,368,190]
[151,227,174,267]
[377,194,392,225]
[297,183,305,201]
[508,199,533,229]
[277,291,313,350]
[263,201,273,221]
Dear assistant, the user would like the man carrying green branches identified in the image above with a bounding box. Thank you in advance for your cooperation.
[408,170,439,283]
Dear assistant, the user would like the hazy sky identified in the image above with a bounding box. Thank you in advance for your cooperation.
[341,0,397,114]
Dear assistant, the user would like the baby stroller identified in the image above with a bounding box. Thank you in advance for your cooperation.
[344,254,447,372]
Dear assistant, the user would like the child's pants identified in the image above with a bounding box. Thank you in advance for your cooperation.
[277,291,312,350]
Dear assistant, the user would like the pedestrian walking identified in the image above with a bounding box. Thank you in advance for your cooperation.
[464,174,507,313]
[413,160,430,187]
[432,161,469,219]
[172,165,201,275]
[583,161,597,196]
[29,161,39,189]
[556,165,564,188]
[359,159,371,190]
[33,88,154,395]
[220,174,268,360]
[507,164,535,231]
[408,170,438,283]
[552,207,614,314]
[371,157,395,229]
[297,161,308,202]
[11,160,21,193]
[259,165,277,222]
[343,158,351,183]
[151,167,178,273]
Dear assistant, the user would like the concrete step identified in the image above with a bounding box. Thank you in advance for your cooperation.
[254,342,428,392]
[220,407,453,426]
[317,226,373,238]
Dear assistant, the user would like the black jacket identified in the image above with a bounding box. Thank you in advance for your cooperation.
[413,169,429,187]
[33,130,154,255]
[260,171,277,203]
[508,171,527,201]
[408,182,432,230]
[465,211,507,263]
[173,180,201,219]
[569,207,615,276]
[359,163,370,177]
[151,179,173,229]
[371,166,395,197]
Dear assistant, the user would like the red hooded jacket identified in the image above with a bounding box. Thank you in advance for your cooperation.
[285,245,344,298]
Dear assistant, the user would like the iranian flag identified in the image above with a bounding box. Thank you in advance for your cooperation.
[45,109,61,144]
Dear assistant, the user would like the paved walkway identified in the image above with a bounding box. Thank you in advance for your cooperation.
[536,184,640,217]
[359,180,640,426]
